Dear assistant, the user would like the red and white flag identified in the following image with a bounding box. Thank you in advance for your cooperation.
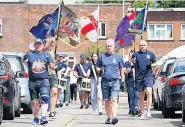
[80,8,99,42]
[127,10,136,25]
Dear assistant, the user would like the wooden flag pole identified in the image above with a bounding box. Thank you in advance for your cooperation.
[133,0,137,53]
[54,0,63,54]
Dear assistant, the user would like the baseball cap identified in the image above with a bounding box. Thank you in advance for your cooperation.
[80,54,86,59]
[57,54,65,58]
[34,38,43,44]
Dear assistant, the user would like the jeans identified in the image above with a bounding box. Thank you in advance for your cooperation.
[70,84,77,101]
[91,78,102,112]
[127,85,140,112]
[60,84,70,103]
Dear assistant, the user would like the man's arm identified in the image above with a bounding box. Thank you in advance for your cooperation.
[120,67,125,81]
[49,63,55,70]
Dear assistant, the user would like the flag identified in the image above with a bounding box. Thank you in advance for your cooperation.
[80,8,99,42]
[129,2,148,34]
[57,5,81,48]
[114,10,136,50]
[29,7,59,40]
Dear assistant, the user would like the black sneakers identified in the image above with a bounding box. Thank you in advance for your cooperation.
[111,117,118,125]
[105,118,111,124]
[80,105,84,109]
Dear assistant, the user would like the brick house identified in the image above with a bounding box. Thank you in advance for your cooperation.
[0,1,185,65]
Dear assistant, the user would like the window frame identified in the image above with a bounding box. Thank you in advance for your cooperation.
[181,24,185,40]
[99,22,106,39]
[148,24,173,40]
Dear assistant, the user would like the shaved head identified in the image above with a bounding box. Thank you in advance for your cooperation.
[139,40,148,52]
[106,39,115,54]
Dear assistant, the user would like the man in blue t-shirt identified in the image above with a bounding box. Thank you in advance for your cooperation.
[96,39,125,125]
[74,54,90,109]
[24,38,55,125]
[132,40,156,119]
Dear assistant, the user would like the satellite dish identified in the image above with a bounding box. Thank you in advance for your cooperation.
[29,42,35,51]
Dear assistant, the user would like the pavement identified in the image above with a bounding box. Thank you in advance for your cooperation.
[1,92,185,127]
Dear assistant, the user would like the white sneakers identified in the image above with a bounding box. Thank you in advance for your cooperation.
[139,112,152,120]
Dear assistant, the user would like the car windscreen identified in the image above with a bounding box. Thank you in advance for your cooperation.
[5,56,24,73]
[174,60,185,73]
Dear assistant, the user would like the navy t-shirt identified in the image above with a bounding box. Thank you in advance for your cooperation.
[74,62,90,81]
[24,51,53,80]
[124,61,134,86]
[133,50,156,80]
[57,61,67,72]
[96,53,124,79]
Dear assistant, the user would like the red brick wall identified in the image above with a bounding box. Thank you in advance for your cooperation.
[0,4,185,60]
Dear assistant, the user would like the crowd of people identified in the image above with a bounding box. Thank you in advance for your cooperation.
[23,37,156,125]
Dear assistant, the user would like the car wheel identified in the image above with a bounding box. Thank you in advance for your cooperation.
[0,89,3,125]
[152,92,158,109]
[157,96,162,111]
[163,97,175,118]
[15,95,21,117]
[3,99,15,120]
[23,103,32,114]
[182,97,185,123]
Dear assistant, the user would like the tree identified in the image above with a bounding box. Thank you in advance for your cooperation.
[82,0,122,4]
[156,0,185,8]
[84,43,105,57]
[131,0,155,8]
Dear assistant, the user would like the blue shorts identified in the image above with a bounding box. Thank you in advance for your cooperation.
[136,77,153,92]
[101,78,120,100]
[29,79,50,101]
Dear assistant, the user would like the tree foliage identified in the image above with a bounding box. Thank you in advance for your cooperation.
[131,0,155,8]
[156,0,185,8]
[84,43,105,57]
[82,0,123,4]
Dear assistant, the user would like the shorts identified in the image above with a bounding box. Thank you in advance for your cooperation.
[49,74,58,88]
[136,77,153,92]
[101,78,120,100]
[29,79,50,101]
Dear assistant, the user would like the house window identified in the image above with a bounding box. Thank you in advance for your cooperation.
[99,22,106,39]
[181,24,185,40]
[148,24,173,40]
[0,19,2,36]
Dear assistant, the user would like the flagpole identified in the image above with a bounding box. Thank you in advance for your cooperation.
[133,0,137,52]
[54,0,63,54]
[141,0,148,40]
[97,1,100,56]
[122,0,124,60]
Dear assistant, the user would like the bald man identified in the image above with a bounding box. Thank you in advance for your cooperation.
[96,39,125,125]
[132,40,156,119]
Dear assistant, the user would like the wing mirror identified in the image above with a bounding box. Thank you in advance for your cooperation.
[179,76,185,84]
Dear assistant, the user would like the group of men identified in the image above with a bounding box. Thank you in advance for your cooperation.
[24,37,156,125]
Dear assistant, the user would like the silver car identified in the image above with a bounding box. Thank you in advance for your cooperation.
[0,52,32,114]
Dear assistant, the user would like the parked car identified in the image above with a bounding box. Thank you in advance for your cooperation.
[3,53,32,114]
[153,58,175,110]
[0,64,4,124]
[0,54,21,120]
[162,57,185,118]
[179,76,185,122]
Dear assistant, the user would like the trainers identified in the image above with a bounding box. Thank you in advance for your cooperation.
[85,104,89,109]
[80,105,84,109]
[99,112,103,115]
[33,117,39,125]
[92,111,96,115]
[139,114,146,120]
[147,112,152,118]
[40,116,48,125]
[49,111,57,118]
[111,117,118,125]
[105,117,112,124]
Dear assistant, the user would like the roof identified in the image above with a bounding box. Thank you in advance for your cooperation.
[128,8,185,12]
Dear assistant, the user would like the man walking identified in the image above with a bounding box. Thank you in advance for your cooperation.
[74,54,90,109]
[96,39,125,125]
[132,40,156,119]
[24,38,55,125]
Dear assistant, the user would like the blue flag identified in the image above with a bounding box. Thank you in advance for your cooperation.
[29,7,59,40]
[115,12,135,50]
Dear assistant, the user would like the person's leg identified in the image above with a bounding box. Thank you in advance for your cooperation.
[84,91,89,108]
[101,79,112,124]
[134,89,140,111]
[146,87,152,113]
[91,79,97,113]
[49,75,58,116]
[74,85,77,102]
[57,88,61,105]
[77,83,84,108]
[139,91,145,115]
[67,83,71,102]
[97,78,103,114]
[127,86,135,114]
[29,81,40,124]
[70,85,74,101]
[39,79,50,124]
